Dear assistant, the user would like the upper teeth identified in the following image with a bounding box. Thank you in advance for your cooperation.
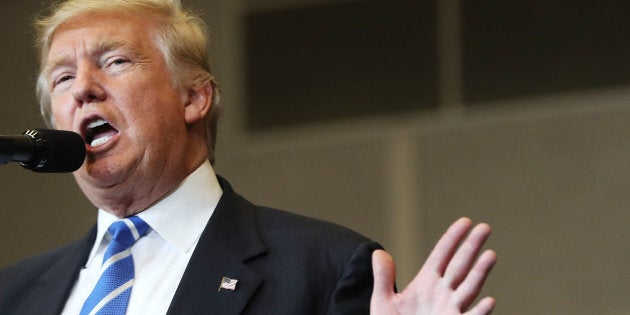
[87,118,108,130]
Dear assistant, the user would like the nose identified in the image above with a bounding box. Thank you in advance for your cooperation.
[71,64,106,104]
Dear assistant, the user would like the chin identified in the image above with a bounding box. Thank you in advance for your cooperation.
[76,161,127,190]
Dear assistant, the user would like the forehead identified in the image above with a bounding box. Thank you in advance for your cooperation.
[46,12,159,64]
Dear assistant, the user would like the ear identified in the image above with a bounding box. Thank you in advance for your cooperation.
[184,83,213,124]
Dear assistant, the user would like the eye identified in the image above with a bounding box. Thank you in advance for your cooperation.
[53,74,75,87]
[59,75,74,82]
[107,57,130,67]
[103,56,133,73]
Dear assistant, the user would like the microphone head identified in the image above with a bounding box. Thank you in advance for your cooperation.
[20,129,86,173]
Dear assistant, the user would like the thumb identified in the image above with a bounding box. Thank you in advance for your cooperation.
[371,249,396,299]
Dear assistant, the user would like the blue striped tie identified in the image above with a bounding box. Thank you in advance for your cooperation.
[80,216,150,315]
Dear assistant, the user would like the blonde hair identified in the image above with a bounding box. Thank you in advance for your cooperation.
[34,0,222,164]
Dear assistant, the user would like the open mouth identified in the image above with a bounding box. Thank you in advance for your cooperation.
[84,118,119,147]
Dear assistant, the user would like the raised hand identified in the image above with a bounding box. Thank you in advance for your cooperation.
[371,217,497,315]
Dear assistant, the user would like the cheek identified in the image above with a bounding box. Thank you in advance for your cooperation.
[50,98,75,130]
[126,90,183,125]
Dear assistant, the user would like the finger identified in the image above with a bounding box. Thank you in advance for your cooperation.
[443,223,492,288]
[456,249,497,310]
[466,296,496,315]
[371,249,397,301]
[422,217,472,276]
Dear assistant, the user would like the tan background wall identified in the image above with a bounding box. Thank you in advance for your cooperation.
[1,1,628,314]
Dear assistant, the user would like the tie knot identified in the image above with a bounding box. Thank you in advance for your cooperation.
[108,216,150,247]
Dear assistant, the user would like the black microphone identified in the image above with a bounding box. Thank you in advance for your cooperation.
[0,129,86,173]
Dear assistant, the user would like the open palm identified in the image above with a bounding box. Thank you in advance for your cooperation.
[371,218,497,315]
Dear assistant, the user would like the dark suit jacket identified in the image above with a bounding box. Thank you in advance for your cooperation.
[0,177,382,314]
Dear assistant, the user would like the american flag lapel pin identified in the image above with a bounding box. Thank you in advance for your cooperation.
[219,276,238,291]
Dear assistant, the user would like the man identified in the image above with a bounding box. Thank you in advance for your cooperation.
[0,0,496,314]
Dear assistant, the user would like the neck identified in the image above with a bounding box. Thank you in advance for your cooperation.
[84,148,209,218]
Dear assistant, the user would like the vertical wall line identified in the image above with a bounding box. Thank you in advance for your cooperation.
[385,135,423,286]
[437,0,464,110]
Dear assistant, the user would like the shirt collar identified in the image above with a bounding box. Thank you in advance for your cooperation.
[87,160,222,265]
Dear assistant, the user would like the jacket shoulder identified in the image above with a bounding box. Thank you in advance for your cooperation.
[1,240,80,282]
[0,229,94,313]
[254,205,373,245]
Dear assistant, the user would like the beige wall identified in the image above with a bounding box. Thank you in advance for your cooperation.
[1,1,628,314]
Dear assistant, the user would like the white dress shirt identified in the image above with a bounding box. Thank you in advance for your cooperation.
[61,161,223,315]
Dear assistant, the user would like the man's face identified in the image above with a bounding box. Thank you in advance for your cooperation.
[45,12,194,212]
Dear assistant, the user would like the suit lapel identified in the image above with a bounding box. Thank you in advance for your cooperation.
[167,178,267,315]
[14,227,96,315]
[12,178,266,315]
